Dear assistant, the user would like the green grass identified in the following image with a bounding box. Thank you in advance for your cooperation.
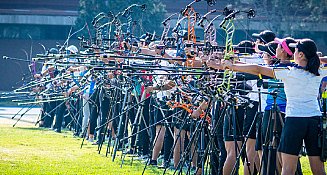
[237,155,315,175]
[0,125,167,175]
[0,123,325,175]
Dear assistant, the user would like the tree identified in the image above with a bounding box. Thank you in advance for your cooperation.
[251,0,327,37]
[75,0,167,39]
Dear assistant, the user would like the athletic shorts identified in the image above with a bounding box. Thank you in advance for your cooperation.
[223,101,258,142]
[223,106,245,141]
[152,100,170,125]
[242,101,259,139]
[172,108,191,131]
[278,116,321,156]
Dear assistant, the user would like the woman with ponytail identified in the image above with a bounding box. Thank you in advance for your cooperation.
[207,38,326,175]
[294,39,321,76]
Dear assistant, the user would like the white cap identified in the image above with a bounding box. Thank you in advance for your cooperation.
[67,45,78,54]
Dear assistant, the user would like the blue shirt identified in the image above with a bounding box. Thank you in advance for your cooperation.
[265,62,295,112]
[264,79,287,112]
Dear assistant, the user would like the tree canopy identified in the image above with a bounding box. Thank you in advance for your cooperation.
[75,0,167,39]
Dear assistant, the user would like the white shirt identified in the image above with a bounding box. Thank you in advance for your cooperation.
[153,50,177,101]
[247,80,259,102]
[153,60,174,100]
[239,54,264,102]
[274,67,327,117]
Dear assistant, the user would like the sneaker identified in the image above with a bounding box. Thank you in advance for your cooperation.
[88,137,94,143]
[91,140,98,145]
[73,132,80,137]
[148,160,157,166]
[135,155,149,161]
[158,161,170,169]
[124,149,135,155]
[53,128,61,133]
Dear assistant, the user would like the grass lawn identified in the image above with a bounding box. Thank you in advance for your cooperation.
[0,124,168,175]
[0,123,325,175]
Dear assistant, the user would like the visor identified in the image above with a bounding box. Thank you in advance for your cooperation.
[274,38,293,56]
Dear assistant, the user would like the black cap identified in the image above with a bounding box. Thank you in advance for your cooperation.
[48,48,59,54]
[235,40,255,54]
[290,38,320,76]
[257,41,278,56]
[289,38,318,57]
[252,30,276,44]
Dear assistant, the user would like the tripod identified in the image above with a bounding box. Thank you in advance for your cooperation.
[224,93,247,175]
[110,75,154,163]
[259,89,303,175]
[112,80,135,162]
[141,96,174,174]
[96,86,116,154]
[209,99,226,175]
[260,90,284,175]
[12,104,37,127]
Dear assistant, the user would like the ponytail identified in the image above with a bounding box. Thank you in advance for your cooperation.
[305,53,320,76]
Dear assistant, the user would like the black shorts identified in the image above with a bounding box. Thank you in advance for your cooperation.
[255,112,263,151]
[223,100,258,142]
[223,106,245,141]
[243,101,259,139]
[278,116,322,156]
[152,100,170,126]
[172,108,191,131]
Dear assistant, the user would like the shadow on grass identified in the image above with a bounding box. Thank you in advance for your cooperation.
[16,127,45,131]
[0,124,176,175]
[16,127,71,133]
[119,159,166,174]
[0,115,36,124]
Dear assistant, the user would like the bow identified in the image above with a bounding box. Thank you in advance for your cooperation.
[198,9,218,47]
[121,4,146,38]
[216,7,256,97]
[160,13,178,46]
[167,100,211,124]
[181,0,202,67]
